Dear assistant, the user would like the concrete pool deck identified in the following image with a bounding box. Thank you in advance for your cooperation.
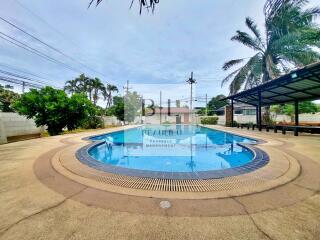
[0,126,320,239]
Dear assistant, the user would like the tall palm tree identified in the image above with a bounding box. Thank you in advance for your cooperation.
[222,0,320,95]
[75,74,91,97]
[85,78,94,102]
[105,84,119,108]
[64,79,78,95]
[91,78,105,105]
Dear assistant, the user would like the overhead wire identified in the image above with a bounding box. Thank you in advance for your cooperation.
[0,32,82,73]
[0,15,108,78]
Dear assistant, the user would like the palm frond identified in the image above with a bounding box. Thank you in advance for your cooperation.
[222,53,263,94]
[244,73,260,90]
[270,31,320,64]
[88,0,159,14]
[245,17,263,43]
[222,59,244,71]
[221,68,241,87]
[231,31,263,52]
[88,0,103,8]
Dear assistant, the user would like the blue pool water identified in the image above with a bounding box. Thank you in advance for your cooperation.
[88,125,256,173]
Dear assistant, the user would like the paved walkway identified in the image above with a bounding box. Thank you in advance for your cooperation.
[0,127,319,240]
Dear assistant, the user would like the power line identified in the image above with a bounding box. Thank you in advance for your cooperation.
[0,69,61,89]
[0,75,43,90]
[0,32,82,73]
[0,15,109,79]
[0,62,54,82]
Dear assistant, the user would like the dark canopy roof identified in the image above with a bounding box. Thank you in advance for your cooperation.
[224,62,320,106]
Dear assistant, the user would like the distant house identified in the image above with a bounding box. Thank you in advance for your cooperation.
[215,103,256,116]
[144,107,194,124]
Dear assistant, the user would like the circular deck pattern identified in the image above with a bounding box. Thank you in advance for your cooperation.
[34,126,320,217]
[47,125,301,199]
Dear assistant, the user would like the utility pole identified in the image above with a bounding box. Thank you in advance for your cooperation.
[186,72,197,122]
[205,93,208,116]
[22,81,25,93]
[123,80,131,96]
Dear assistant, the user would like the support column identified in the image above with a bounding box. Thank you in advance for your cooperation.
[294,99,299,136]
[231,99,234,127]
[256,106,259,125]
[294,100,299,126]
[258,90,262,131]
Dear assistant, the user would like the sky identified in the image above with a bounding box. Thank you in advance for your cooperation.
[0,0,319,107]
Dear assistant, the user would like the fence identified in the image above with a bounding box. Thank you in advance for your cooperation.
[0,112,43,144]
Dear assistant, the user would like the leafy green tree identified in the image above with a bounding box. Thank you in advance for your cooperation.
[271,101,318,117]
[13,87,97,135]
[207,95,228,115]
[106,92,142,123]
[222,0,320,94]
[106,96,124,121]
[197,108,206,116]
[0,84,20,112]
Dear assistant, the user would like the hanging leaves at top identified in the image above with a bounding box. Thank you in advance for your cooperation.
[88,0,160,14]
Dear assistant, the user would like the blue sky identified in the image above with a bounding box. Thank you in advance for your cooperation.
[0,0,319,106]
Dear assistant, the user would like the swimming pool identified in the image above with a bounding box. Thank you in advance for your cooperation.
[76,125,268,179]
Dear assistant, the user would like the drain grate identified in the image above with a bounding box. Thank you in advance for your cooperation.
[57,145,293,193]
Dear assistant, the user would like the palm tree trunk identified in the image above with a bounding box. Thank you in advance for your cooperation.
[89,90,92,102]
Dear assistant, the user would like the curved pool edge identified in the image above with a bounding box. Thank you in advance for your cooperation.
[75,125,269,180]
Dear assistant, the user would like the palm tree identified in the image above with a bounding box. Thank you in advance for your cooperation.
[91,78,105,105]
[64,79,78,95]
[85,78,94,102]
[105,84,119,108]
[222,0,320,95]
[75,74,91,97]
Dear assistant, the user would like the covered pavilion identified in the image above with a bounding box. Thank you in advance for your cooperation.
[223,62,320,134]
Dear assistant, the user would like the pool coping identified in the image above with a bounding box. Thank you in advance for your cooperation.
[75,125,270,180]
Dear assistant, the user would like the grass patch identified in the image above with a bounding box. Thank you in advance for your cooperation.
[40,125,118,137]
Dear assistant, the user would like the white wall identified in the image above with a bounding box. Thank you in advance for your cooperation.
[0,112,43,144]
[234,115,257,124]
[102,116,121,126]
[299,113,320,122]
[143,114,187,124]
[216,113,320,125]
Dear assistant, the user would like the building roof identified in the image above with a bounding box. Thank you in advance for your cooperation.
[216,103,255,112]
[223,62,320,106]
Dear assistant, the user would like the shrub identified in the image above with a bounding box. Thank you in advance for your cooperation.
[201,116,218,125]
[81,115,104,129]
[226,120,237,127]
[0,85,19,112]
[13,87,98,135]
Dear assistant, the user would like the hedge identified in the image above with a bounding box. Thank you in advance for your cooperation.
[200,116,218,125]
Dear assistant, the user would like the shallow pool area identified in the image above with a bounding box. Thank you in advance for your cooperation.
[87,125,258,174]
